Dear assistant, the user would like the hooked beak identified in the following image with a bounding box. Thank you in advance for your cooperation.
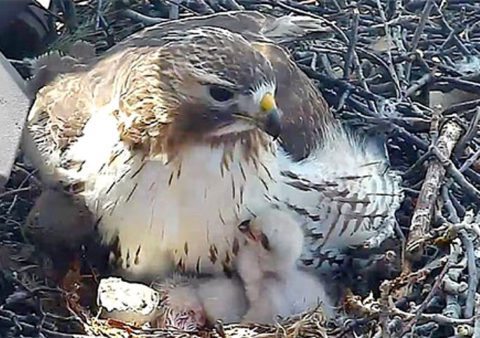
[238,219,271,251]
[232,92,282,140]
[259,93,282,140]
[261,108,282,140]
[238,220,255,240]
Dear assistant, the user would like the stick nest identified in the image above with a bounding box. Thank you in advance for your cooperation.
[2,0,480,337]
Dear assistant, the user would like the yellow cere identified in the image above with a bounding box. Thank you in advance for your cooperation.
[260,93,276,112]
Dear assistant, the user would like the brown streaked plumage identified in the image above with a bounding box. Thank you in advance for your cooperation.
[26,11,335,164]
[23,11,403,281]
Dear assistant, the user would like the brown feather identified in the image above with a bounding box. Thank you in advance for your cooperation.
[250,41,337,160]
[26,11,335,165]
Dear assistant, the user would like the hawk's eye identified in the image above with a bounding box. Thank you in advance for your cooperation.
[209,86,234,102]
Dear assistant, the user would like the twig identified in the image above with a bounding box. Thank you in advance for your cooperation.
[337,10,359,112]
[458,229,478,318]
[405,73,434,98]
[474,296,480,337]
[450,211,480,319]
[122,9,167,25]
[405,121,463,262]
[0,314,95,338]
[459,149,480,173]
[374,0,402,96]
[219,0,243,10]
[402,148,431,178]
[403,259,452,333]
[431,1,472,57]
[443,99,480,116]
[344,9,359,80]
[431,146,480,203]
[455,107,480,157]
[442,184,460,223]
[443,239,464,320]
[0,187,32,199]
[392,307,475,326]
[163,0,202,15]
[405,0,434,83]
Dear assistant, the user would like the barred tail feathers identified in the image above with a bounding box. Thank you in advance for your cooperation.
[277,128,403,266]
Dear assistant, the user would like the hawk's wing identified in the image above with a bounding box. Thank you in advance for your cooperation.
[112,10,331,49]
[276,131,403,269]
[23,46,146,184]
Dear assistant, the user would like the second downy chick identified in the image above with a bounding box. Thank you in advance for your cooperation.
[152,273,248,330]
[236,209,334,324]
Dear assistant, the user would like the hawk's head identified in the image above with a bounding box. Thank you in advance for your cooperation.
[153,27,282,145]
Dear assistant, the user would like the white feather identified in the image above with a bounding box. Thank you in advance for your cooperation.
[237,209,334,323]
[275,127,403,267]
[154,275,247,327]
[25,97,401,279]
[196,277,248,323]
[60,109,281,279]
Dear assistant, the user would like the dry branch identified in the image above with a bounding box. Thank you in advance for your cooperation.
[406,121,463,262]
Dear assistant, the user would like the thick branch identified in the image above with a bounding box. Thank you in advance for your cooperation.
[406,121,463,260]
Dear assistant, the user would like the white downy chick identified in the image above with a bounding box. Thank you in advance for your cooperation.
[236,209,334,324]
[153,277,206,330]
[152,274,247,330]
[196,277,248,324]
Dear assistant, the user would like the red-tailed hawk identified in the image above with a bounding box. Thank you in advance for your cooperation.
[23,11,403,281]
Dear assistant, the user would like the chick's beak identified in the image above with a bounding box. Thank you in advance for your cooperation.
[259,93,282,140]
[238,220,257,241]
